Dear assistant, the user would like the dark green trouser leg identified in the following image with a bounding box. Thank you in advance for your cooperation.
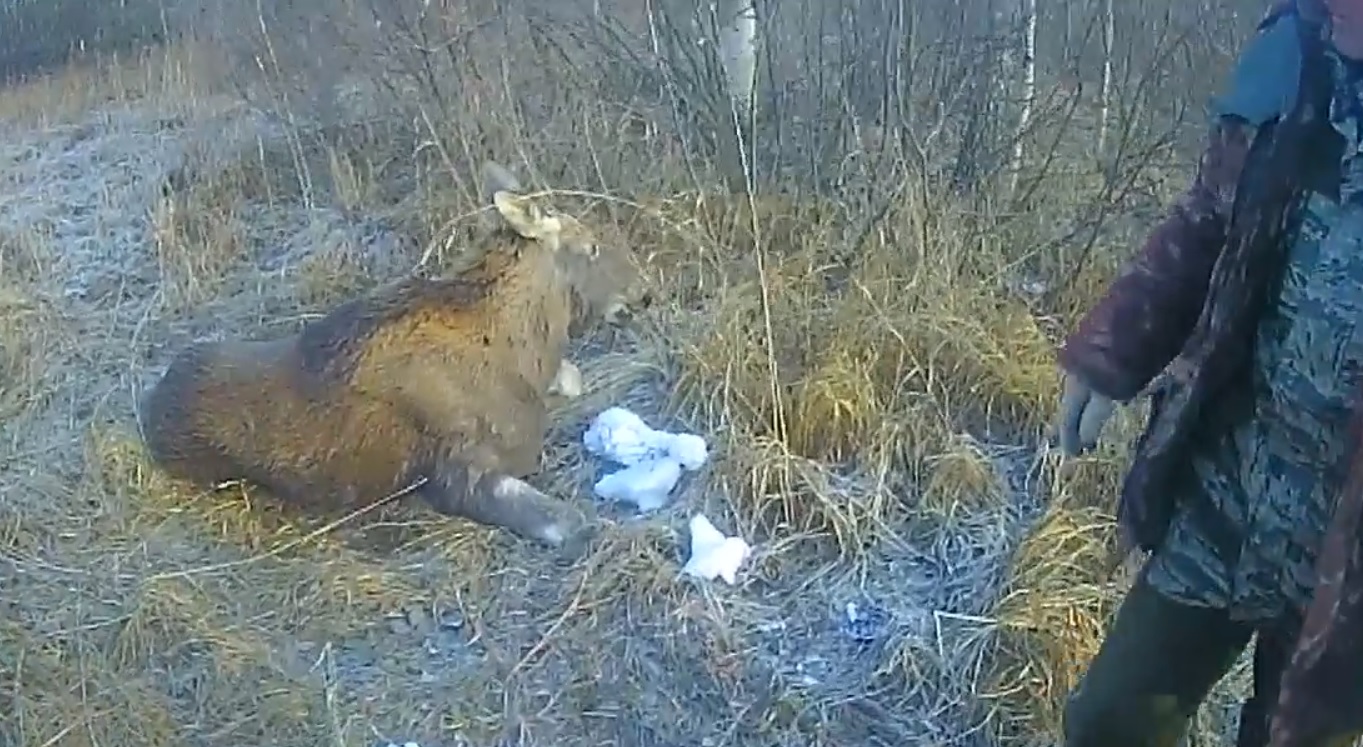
[1064,566,1363,747]
[1063,567,1253,747]
[1236,616,1363,747]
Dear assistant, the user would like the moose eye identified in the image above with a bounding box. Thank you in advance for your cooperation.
[586,243,600,258]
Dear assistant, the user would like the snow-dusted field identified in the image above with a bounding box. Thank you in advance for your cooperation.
[0,40,1256,747]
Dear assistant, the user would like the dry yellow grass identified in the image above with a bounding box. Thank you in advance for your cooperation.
[986,494,1121,742]
[0,13,1245,747]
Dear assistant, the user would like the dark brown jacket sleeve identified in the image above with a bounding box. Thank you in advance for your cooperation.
[1057,118,1254,401]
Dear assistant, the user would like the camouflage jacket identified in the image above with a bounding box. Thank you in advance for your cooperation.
[1058,2,1363,743]
[1137,9,1363,618]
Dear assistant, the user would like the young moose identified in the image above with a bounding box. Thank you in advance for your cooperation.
[139,161,651,556]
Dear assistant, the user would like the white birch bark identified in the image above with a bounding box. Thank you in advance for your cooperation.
[718,0,757,116]
[1009,0,1037,193]
[1098,0,1114,156]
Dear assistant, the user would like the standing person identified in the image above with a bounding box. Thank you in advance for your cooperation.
[1054,0,1363,745]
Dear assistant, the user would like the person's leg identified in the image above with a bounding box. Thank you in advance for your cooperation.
[1237,613,1299,747]
[1236,614,1363,747]
[1063,566,1255,747]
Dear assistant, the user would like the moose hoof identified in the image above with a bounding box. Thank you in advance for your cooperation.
[540,510,596,565]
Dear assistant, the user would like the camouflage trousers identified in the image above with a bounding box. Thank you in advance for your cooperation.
[1062,564,1362,747]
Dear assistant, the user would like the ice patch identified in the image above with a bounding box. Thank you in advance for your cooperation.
[583,406,708,511]
[680,513,751,585]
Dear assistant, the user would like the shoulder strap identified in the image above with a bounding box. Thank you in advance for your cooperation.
[1289,0,1341,198]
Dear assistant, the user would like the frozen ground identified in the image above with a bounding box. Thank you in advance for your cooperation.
[0,86,1064,747]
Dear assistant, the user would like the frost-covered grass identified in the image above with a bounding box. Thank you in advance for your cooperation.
[0,8,1257,747]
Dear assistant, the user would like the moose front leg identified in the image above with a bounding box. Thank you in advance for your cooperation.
[419,458,594,561]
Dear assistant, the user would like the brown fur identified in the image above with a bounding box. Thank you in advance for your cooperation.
[139,161,651,554]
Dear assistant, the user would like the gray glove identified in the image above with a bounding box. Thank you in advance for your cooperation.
[1057,372,1116,456]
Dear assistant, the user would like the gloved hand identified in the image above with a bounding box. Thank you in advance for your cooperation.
[1056,372,1116,456]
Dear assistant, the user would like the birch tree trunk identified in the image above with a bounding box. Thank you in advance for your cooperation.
[719,0,757,116]
[1097,0,1114,156]
[1009,0,1037,194]
[1064,0,1073,52]
[717,0,758,191]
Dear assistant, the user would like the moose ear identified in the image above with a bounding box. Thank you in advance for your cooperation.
[492,191,562,241]
[480,161,523,204]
